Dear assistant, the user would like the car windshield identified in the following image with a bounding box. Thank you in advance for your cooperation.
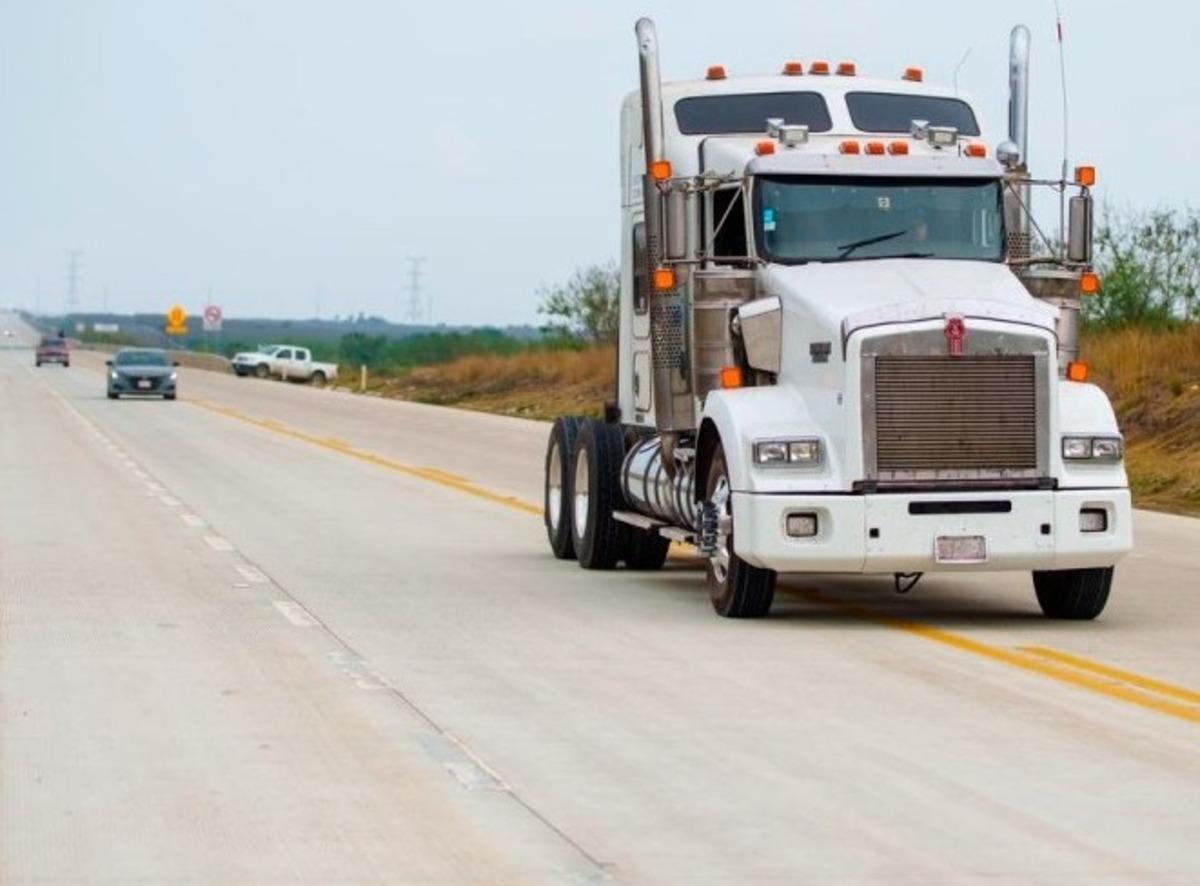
[116,350,169,366]
[258,345,280,354]
[40,337,65,347]
[755,175,1004,264]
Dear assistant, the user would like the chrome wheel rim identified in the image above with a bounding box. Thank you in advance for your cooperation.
[710,474,731,585]
[547,439,563,531]
[573,447,590,540]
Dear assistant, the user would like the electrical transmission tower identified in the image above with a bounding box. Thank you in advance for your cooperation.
[66,249,84,315]
[406,256,427,324]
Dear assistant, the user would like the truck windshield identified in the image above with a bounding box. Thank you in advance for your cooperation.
[755,175,1003,264]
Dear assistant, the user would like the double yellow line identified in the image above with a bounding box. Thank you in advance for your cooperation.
[192,397,1200,727]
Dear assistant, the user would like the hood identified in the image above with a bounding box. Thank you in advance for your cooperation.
[762,259,1057,342]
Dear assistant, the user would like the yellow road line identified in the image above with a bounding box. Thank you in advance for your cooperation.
[797,589,1200,725]
[1018,645,1200,706]
[190,396,1198,726]
[191,399,542,516]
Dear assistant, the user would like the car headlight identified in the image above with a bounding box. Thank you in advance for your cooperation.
[170,371,178,381]
[1062,435,1123,462]
[753,438,822,467]
[109,370,118,380]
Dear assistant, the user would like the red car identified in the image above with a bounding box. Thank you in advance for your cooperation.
[35,336,70,367]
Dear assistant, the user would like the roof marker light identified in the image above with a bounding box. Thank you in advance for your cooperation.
[964,143,988,158]
[836,61,857,76]
[839,140,861,155]
[706,65,727,80]
[755,140,776,156]
[782,61,804,76]
[865,141,885,155]
[903,67,924,82]
[1075,165,1097,187]
[888,140,909,155]
[809,60,830,75]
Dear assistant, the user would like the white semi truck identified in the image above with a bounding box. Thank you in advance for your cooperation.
[543,19,1132,619]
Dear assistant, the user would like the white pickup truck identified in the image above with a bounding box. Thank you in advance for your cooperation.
[231,344,338,385]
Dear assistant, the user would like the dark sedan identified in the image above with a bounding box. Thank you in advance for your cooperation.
[107,349,178,400]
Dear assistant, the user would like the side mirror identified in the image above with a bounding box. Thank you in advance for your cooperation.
[1067,194,1093,264]
[173,361,180,367]
[105,360,113,367]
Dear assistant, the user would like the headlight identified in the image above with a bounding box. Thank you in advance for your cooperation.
[753,438,823,467]
[1062,435,1123,462]
[109,370,118,380]
[170,371,178,381]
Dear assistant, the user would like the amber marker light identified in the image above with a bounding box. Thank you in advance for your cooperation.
[839,140,861,154]
[1075,165,1097,187]
[782,61,804,76]
[652,268,677,291]
[649,160,672,181]
[1067,361,1090,382]
[903,67,924,82]
[1080,272,1101,295]
[706,65,727,80]
[719,366,744,389]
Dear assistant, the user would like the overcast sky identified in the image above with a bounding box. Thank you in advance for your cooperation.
[1,1,1196,325]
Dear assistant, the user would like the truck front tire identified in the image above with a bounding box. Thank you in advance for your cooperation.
[544,416,584,559]
[254,363,269,379]
[1033,567,1114,620]
[571,420,629,570]
[706,444,776,618]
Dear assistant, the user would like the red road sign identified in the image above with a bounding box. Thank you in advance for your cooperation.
[203,304,223,332]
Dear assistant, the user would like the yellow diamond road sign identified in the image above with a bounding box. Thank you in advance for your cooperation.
[166,304,188,335]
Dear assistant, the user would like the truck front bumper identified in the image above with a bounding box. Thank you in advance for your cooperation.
[731,488,1133,574]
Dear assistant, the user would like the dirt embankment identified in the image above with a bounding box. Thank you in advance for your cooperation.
[1083,326,1200,516]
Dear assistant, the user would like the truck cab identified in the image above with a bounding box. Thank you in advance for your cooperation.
[544,20,1131,621]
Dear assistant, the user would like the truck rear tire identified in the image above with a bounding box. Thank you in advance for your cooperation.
[625,529,670,570]
[571,420,629,569]
[311,370,327,387]
[705,444,776,618]
[544,416,584,559]
[1033,567,1113,620]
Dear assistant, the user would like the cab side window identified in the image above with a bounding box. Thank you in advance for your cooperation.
[632,222,649,314]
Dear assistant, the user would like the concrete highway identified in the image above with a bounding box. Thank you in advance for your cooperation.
[2,313,1198,884]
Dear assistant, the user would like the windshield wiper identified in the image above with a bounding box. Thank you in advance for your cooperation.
[839,251,935,262]
[835,229,908,260]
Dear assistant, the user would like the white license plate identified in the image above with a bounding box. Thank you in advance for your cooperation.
[935,535,987,564]
[137,380,152,389]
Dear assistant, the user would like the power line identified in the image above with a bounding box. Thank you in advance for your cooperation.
[65,249,83,315]
[406,256,427,324]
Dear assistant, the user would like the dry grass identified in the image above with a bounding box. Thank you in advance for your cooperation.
[344,347,617,421]
[1082,325,1200,515]
[344,328,1200,516]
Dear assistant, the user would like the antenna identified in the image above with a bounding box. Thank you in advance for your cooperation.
[1055,0,1071,246]
[952,47,972,95]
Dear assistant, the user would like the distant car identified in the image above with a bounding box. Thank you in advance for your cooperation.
[106,348,178,400]
[35,336,69,367]
[3,329,12,337]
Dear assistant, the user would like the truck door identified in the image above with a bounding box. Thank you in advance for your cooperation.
[293,348,310,380]
[274,348,293,378]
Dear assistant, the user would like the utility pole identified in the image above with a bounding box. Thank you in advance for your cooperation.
[65,249,83,316]
[406,256,426,325]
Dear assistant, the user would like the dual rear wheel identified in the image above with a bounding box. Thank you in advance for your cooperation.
[543,417,669,571]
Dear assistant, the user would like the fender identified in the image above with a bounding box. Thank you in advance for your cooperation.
[698,387,845,496]
[1054,380,1129,488]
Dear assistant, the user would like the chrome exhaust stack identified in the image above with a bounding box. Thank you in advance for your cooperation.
[635,18,696,437]
[1001,25,1033,263]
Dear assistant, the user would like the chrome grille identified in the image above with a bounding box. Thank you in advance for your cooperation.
[872,355,1038,477]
